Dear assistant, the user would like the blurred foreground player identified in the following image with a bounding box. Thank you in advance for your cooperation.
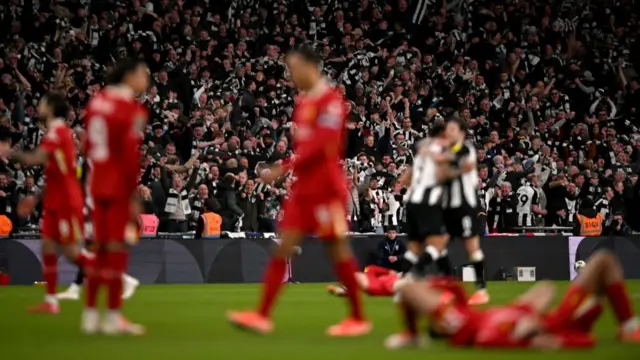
[83,59,149,335]
[327,265,399,297]
[388,250,640,350]
[57,158,139,301]
[227,47,371,337]
[0,93,93,314]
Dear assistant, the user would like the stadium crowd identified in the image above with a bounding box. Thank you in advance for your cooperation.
[0,0,639,235]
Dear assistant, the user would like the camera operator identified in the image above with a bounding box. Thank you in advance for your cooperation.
[604,213,632,236]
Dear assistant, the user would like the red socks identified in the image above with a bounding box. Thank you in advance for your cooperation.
[106,251,128,310]
[334,258,364,321]
[43,254,57,296]
[544,284,590,332]
[258,258,287,317]
[606,281,634,324]
[85,251,104,308]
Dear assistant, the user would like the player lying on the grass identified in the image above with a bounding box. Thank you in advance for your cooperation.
[327,265,400,297]
[386,250,640,350]
[0,94,94,314]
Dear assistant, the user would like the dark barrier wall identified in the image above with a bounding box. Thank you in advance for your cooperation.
[1,236,639,285]
[571,236,640,280]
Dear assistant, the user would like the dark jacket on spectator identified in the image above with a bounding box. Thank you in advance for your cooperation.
[376,236,406,272]
[216,182,243,231]
[238,192,259,232]
[358,197,376,233]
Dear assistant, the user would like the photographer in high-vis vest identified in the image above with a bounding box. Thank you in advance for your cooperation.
[573,199,604,236]
[195,199,222,239]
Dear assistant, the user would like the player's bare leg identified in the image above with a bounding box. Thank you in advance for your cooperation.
[227,230,302,334]
[50,244,95,302]
[385,280,445,349]
[514,281,557,314]
[463,236,489,305]
[324,233,372,337]
[328,272,368,297]
[98,242,145,336]
[544,250,640,342]
[27,239,60,314]
[391,234,448,346]
[57,246,136,301]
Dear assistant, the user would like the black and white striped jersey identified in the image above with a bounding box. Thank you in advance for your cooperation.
[594,196,611,225]
[442,142,478,209]
[406,139,444,206]
[516,184,539,227]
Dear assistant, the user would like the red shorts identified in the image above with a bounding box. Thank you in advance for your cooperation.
[41,207,84,244]
[92,198,130,243]
[279,195,347,239]
[365,273,397,296]
[544,299,603,334]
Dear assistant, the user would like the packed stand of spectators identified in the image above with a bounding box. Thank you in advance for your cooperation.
[0,0,639,235]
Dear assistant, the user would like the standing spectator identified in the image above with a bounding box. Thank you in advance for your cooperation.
[498,182,519,233]
[216,173,243,231]
[238,179,259,232]
[15,175,40,227]
[189,184,219,228]
[132,185,155,216]
[358,188,377,233]
[0,173,16,221]
[164,171,198,233]
[258,178,286,233]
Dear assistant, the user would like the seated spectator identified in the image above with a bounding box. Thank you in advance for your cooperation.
[375,226,406,273]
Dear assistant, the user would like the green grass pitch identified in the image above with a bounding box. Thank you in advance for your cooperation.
[2,282,640,360]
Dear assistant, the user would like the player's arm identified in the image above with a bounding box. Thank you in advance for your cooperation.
[9,147,50,167]
[459,149,478,174]
[284,99,344,173]
[425,142,454,165]
[436,164,463,183]
[75,127,87,154]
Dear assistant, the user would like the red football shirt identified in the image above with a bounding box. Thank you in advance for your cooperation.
[39,121,84,212]
[85,87,147,201]
[286,79,347,199]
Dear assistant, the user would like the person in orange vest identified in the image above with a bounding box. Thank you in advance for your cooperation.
[0,214,12,236]
[573,199,604,236]
[195,199,222,239]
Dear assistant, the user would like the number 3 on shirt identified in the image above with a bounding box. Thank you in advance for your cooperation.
[88,116,109,161]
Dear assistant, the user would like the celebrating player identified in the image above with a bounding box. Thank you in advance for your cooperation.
[387,250,640,349]
[0,93,93,314]
[83,58,149,335]
[327,265,400,297]
[227,47,371,337]
[439,118,489,305]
